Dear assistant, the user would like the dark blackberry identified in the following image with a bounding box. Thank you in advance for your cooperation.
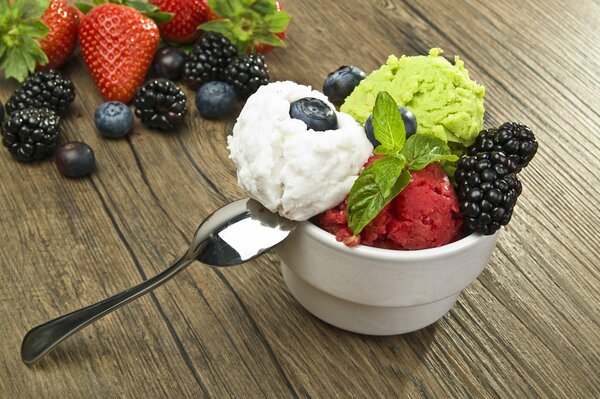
[455,151,522,235]
[2,108,60,162]
[223,54,269,99]
[468,122,538,171]
[133,79,188,131]
[183,33,238,90]
[5,69,75,115]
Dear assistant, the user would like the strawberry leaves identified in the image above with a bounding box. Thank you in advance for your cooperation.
[200,0,290,54]
[346,91,457,235]
[0,0,50,82]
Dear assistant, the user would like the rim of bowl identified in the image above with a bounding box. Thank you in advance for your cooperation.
[303,221,498,261]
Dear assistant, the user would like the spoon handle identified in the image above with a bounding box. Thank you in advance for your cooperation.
[21,254,194,365]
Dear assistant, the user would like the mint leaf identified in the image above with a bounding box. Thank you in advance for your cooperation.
[347,155,410,235]
[403,135,459,171]
[372,91,406,153]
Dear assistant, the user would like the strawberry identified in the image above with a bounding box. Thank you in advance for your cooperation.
[0,0,78,82]
[201,0,290,55]
[78,3,162,102]
[38,0,79,70]
[149,0,208,43]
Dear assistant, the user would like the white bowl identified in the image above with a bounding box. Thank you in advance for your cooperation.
[276,222,499,335]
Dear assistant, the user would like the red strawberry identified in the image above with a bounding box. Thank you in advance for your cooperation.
[38,0,79,70]
[201,0,290,55]
[149,0,208,43]
[0,0,78,82]
[79,4,160,102]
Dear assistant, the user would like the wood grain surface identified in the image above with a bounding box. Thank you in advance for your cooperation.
[1,0,599,398]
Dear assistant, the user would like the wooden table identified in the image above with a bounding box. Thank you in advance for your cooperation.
[1,0,598,397]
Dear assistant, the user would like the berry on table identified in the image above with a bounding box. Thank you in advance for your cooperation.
[223,54,269,99]
[323,66,366,106]
[5,70,75,115]
[133,80,188,131]
[196,81,237,119]
[1,108,60,162]
[289,98,338,132]
[468,122,538,172]
[55,142,95,178]
[455,151,522,235]
[149,0,208,43]
[183,33,238,90]
[153,47,186,80]
[364,105,417,147]
[94,102,134,139]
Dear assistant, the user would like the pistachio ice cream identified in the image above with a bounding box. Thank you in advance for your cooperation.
[341,48,485,148]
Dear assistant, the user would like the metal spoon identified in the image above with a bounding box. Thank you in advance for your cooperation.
[21,198,297,365]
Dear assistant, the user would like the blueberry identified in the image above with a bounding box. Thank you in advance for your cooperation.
[323,66,366,106]
[94,101,133,139]
[196,81,237,119]
[153,47,186,80]
[364,105,417,146]
[289,97,338,132]
[55,142,95,178]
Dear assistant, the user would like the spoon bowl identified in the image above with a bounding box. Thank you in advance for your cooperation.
[21,198,296,365]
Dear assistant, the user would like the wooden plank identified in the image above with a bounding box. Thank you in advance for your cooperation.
[0,0,598,397]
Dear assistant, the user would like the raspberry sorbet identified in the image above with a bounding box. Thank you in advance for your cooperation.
[317,163,463,250]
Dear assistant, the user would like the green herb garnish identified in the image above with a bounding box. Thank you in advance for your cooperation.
[347,91,458,235]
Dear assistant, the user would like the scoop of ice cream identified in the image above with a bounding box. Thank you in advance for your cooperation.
[228,81,373,221]
[341,48,485,148]
[317,162,463,250]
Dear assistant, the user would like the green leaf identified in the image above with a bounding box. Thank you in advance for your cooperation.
[372,91,406,153]
[403,134,459,171]
[208,0,245,18]
[126,1,157,12]
[264,11,290,33]
[15,0,49,19]
[251,0,277,15]
[150,11,174,24]
[254,33,285,47]
[347,155,410,235]
[75,2,94,13]
[198,19,236,36]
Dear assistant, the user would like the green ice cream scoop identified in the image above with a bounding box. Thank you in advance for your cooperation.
[341,48,485,148]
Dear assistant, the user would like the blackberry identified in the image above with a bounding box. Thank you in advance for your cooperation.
[469,122,538,171]
[183,33,238,90]
[6,69,75,115]
[223,54,269,99]
[455,151,522,235]
[2,108,60,162]
[133,79,188,131]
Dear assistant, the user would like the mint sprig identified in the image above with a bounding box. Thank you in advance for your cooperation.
[347,92,458,235]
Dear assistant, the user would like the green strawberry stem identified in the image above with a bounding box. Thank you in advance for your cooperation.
[346,92,458,235]
[0,0,51,82]
[75,0,173,23]
[200,0,290,54]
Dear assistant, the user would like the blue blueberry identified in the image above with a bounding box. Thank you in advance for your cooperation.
[94,101,133,139]
[323,66,366,106]
[196,81,237,119]
[55,142,95,178]
[364,105,417,146]
[153,47,186,80]
[289,97,338,132]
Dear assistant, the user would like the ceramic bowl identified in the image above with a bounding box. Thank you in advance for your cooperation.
[276,222,499,335]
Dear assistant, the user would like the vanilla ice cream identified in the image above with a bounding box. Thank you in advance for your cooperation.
[228,81,373,221]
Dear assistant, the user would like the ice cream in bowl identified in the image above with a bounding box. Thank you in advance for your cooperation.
[228,49,538,335]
